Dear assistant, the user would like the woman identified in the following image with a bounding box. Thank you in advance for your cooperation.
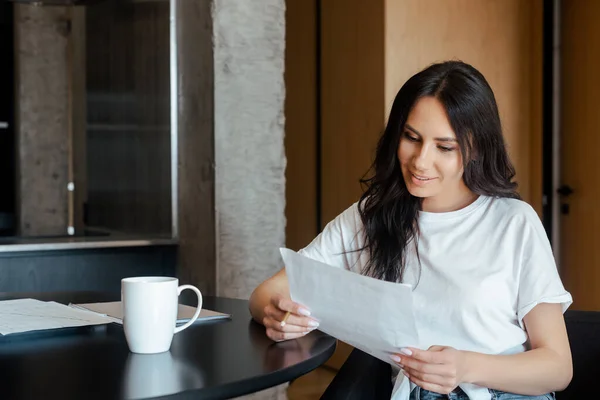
[249,61,572,400]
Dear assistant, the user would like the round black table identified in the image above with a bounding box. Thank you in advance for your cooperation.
[0,292,337,400]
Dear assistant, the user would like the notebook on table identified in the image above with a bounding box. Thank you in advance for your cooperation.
[69,301,231,324]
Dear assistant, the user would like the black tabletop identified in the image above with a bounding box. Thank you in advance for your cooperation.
[0,292,337,400]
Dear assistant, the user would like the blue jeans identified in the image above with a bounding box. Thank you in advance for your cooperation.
[411,387,556,400]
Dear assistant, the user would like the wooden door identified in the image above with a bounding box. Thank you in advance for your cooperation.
[284,0,318,251]
[559,0,600,311]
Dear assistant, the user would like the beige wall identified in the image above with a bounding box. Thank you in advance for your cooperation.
[384,0,543,210]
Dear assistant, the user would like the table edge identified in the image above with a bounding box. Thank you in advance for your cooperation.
[163,336,338,400]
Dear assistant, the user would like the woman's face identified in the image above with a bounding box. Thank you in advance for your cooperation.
[397,96,474,212]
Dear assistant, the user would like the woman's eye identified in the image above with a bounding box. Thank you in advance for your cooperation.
[438,146,455,152]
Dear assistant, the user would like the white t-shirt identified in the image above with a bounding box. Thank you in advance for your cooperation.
[298,195,572,400]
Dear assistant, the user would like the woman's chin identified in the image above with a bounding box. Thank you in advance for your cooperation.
[405,184,432,198]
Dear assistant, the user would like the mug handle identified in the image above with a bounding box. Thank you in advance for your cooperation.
[174,284,203,334]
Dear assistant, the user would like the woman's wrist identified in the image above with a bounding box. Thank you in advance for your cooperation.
[461,350,482,385]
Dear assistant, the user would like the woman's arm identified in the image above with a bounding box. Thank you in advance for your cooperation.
[249,268,290,323]
[463,302,572,394]
[249,268,318,341]
[394,303,572,395]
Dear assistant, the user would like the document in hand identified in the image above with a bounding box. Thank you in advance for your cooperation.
[280,248,420,365]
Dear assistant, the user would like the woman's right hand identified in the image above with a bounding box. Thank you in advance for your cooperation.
[263,294,320,341]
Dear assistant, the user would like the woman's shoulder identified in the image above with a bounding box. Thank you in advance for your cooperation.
[327,201,362,232]
[485,196,544,228]
[340,201,361,216]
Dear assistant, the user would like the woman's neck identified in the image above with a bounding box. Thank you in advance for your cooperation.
[421,190,479,213]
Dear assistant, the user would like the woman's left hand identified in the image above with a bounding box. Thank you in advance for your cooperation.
[390,345,470,395]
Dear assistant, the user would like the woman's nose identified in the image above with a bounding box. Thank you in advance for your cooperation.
[414,145,432,171]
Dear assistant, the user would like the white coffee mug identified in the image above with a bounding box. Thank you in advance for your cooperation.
[121,276,203,354]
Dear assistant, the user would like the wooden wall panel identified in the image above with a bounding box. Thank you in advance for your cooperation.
[560,0,600,310]
[284,0,318,251]
[320,0,386,225]
[529,0,544,216]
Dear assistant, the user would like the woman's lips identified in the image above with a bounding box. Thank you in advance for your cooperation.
[410,172,436,185]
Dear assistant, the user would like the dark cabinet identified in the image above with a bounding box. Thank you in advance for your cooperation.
[0,2,15,235]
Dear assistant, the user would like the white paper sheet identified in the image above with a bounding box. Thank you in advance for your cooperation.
[0,298,115,335]
[280,248,420,365]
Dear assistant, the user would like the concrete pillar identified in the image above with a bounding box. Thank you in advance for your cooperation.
[213,0,287,301]
[14,5,85,237]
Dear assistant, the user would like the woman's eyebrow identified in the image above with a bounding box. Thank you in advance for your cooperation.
[405,124,421,136]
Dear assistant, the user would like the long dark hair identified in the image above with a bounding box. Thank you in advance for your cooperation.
[358,61,520,283]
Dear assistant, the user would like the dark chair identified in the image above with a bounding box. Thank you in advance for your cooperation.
[321,310,600,400]
[320,347,392,400]
[557,310,600,399]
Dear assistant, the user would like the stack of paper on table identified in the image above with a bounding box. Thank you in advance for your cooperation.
[69,301,230,324]
[280,248,420,365]
[0,298,115,336]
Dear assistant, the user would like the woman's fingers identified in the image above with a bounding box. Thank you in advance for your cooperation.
[271,295,311,317]
[264,304,319,329]
[263,317,314,333]
[265,327,310,342]
[264,296,319,328]
[262,296,320,342]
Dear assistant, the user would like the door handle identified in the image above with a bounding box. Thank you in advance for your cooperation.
[557,185,574,197]
[0,122,8,129]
